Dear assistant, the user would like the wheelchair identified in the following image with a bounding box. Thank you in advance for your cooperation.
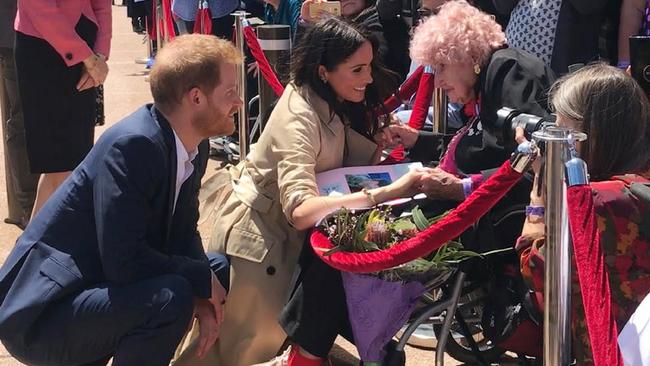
[385,198,536,366]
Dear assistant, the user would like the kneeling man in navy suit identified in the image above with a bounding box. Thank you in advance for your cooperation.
[0,34,243,366]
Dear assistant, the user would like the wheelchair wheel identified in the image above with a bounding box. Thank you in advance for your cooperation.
[433,286,505,364]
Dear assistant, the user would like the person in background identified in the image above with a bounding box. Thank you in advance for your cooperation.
[473,0,509,27]
[0,34,240,366]
[516,63,650,365]
[618,0,647,69]
[0,0,38,230]
[264,0,303,37]
[391,0,463,134]
[297,0,410,80]
[14,0,111,217]
[494,0,609,75]
[126,0,149,34]
[172,0,239,39]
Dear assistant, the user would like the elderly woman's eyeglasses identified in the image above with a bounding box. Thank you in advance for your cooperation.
[416,6,440,18]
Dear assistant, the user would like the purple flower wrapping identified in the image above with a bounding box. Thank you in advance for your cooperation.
[341,272,426,363]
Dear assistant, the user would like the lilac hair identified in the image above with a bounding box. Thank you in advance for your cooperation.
[410,0,506,68]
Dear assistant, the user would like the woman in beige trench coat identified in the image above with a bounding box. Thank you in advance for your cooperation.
[174,18,426,366]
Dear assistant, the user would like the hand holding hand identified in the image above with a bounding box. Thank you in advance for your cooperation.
[388,124,419,149]
[380,169,429,200]
[417,167,464,201]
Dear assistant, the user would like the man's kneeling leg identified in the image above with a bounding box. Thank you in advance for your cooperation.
[5,274,195,366]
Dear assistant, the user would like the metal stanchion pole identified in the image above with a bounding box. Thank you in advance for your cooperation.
[233,11,250,160]
[532,127,587,366]
[161,0,171,48]
[430,64,447,135]
[256,25,291,133]
[432,87,447,134]
[431,67,447,159]
[155,0,164,49]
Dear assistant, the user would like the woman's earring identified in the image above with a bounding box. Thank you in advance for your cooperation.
[474,64,481,75]
[320,75,328,84]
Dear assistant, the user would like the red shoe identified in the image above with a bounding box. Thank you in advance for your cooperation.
[251,346,324,366]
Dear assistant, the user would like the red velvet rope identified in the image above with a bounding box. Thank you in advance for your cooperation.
[388,69,435,161]
[243,26,285,97]
[148,1,157,40]
[161,0,176,40]
[383,66,424,111]
[193,8,213,35]
[311,160,523,272]
[567,185,624,366]
[407,71,435,130]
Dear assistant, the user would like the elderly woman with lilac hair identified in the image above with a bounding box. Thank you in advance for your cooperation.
[389,0,556,250]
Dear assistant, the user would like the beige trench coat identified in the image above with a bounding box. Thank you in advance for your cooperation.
[173,83,376,366]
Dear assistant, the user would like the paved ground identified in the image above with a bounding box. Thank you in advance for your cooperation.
[0,5,522,365]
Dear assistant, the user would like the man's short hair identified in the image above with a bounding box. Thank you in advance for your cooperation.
[149,35,243,114]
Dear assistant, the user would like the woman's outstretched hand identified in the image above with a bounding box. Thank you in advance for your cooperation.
[382,169,429,200]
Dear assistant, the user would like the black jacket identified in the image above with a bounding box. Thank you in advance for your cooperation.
[410,48,556,251]
[411,48,555,172]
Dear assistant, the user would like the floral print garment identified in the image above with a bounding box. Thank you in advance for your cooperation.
[519,174,650,365]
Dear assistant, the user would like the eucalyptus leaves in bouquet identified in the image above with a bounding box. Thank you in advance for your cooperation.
[320,206,480,285]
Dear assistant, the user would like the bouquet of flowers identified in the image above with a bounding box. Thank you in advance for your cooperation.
[317,206,479,364]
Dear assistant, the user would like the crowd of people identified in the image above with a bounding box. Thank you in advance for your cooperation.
[0,0,649,366]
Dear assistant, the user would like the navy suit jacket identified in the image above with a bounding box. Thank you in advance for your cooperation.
[0,105,211,344]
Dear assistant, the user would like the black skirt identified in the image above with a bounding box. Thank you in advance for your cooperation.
[278,243,354,358]
[15,15,98,174]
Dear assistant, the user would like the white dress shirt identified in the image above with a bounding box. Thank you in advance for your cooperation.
[172,130,198,213]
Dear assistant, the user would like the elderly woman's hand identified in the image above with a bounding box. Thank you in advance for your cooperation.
[373,127,398,149]
[417,167,464,201]
[388,124,419,149]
